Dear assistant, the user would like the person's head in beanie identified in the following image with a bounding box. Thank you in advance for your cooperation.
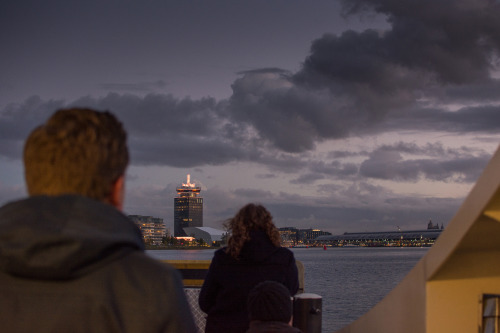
[248,281,293,324]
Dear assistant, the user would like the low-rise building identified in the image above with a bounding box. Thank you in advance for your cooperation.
[183,226,225,246]
[278,227,331,245]
[128,215,167,245]
[299,228,332,242]
[278,227,299,246]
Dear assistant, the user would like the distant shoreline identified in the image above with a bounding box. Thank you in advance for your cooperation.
[145,246,220,250]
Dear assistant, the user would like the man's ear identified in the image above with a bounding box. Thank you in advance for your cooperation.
[109,175,125,211]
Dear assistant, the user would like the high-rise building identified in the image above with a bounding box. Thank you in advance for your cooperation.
[174,174,203,237]
[128,215,167,245]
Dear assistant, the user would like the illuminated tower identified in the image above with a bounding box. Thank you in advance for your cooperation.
[174,174,203,237]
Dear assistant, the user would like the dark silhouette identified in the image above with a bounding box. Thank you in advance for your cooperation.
[199,203,299,333]
[0,108,197,333]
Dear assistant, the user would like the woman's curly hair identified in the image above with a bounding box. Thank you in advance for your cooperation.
[225,203,281,259]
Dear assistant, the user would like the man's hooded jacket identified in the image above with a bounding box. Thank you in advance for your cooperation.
[0,195,197,333]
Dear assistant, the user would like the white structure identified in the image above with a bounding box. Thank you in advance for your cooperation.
[335,145,500,333]
[183,174,196,188]
[183,226,225,245]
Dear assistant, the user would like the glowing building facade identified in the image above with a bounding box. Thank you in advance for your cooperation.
[128,215,167,245]
[174,174,203,237]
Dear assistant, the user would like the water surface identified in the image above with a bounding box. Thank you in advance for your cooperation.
[147,247,428,332]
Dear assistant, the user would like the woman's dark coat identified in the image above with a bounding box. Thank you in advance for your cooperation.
[199,230,299,333]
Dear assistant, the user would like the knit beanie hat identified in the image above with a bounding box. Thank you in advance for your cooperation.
[247,280,292,323]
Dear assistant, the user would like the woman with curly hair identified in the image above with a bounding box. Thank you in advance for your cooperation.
[199,203,299,333]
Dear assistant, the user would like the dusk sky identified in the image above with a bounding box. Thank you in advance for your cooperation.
[1,0,500,234]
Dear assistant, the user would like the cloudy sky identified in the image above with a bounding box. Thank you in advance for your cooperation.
[1,0,500,234]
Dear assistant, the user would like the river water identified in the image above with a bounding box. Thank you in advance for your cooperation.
[147,247,429,333]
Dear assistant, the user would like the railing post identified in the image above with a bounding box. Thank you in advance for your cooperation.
[293,293,322,333]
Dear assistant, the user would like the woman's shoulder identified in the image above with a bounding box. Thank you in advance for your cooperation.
[276,246,295,256]
[213,247,228,258]
[212,247,234,263]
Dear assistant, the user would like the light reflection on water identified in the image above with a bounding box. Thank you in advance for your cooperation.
[147,247,428,332]
[148,249,216,261]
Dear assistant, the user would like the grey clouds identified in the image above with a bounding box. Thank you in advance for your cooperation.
[1,0,499,232]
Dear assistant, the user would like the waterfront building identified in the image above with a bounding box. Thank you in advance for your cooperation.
[278,227,331,245]
[128,214,167,245]
[278,227,299,246]
[427,219,443,230]
[183,226,225,246]
[174,236,196,246]
[174,174,203,237]
[316,228,443,246]
[299,228,332,242]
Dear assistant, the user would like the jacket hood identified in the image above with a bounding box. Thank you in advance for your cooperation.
[0,195,144,280]
[238,230,279,262]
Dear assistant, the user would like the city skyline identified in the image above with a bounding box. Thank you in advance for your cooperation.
[1,1,500,234]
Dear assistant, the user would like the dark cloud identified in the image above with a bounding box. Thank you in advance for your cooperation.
[233,188,274,200]
[228,71,319,152]
[99,80,167,93]
[4,0,500,161]
[2,0,500,158]
[264,195,461,233]
[290,160,359,185]
[0,96,65,159]
[237,68,292,75]
[404,105,500,133]
[359,143,490,182]
[316,181,392,208]
[0,93,261,167]
[310,160,359,177]
[224,0,500,152]
[442,79,500,102]
[1,92,497,184]
[328,150,369,159]
[339,0,500,84]
[362,104,500,135]
[0,96,64,141]
[288,142,493,188]
[374,141,484,158]
[0,93,314,169]
[257,152,308,173]
[129,135,247,168]
[255,173,277,179]
[291,173,326,185]
[71,93,222,137]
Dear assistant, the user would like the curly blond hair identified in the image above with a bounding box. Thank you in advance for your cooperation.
[225,203,281,259]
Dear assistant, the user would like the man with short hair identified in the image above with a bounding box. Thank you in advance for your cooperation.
[0,108,197,333]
